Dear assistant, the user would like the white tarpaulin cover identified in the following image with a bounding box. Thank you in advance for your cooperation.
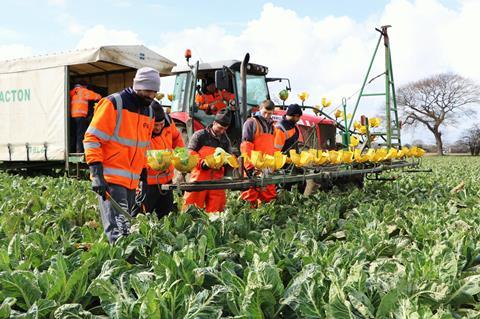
[0,45,176,76]
[0,66,66,161]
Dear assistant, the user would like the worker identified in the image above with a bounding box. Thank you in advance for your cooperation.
[183,108,233,213]
[195,77,235,115]
[274,103,305,192]
[240,100,277,207]
[141,102,184,218]
[274,104,302,153]
[70,81,102,153]
[83,67,159,243]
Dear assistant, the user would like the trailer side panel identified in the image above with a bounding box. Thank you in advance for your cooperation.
[0,66,66,161]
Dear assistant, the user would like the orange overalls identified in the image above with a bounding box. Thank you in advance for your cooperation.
[183,127,231,213]
[195,89,235,115]
[240,117,277,205]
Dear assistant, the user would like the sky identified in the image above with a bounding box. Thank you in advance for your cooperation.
[1,0,479,144]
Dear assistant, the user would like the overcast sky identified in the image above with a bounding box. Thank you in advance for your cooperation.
[1,0,478,144]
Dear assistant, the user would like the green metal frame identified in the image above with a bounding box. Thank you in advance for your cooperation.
[345,25,401,149]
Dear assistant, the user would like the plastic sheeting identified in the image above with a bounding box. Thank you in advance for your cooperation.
[0,66,66,161]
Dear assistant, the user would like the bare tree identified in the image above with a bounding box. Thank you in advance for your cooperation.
[396,73,480,155]
[462,125,480,156]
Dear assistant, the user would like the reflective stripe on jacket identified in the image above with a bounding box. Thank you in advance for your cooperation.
[83,87,154,189]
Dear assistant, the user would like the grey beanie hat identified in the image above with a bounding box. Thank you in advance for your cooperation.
[133,67,161,92]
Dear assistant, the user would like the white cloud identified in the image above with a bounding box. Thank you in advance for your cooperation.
[0,27,20,40]
[75,25,142,48]
[0,44,34,61]
[57,13,85,35]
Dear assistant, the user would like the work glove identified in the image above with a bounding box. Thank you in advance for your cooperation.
[89,163,107,200]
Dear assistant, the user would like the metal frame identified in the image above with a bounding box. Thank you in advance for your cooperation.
[162,161,418,191]
[346,25,401,149]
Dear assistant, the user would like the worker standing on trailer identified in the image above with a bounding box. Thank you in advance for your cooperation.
[183,109,233,213]
[240,100,277,207]
[274,103,302,153]
[195,77,235,115]
[70,81,102,153]
[140,102,184,218]
[83,67,159,243]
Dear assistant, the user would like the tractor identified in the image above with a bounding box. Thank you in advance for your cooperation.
[167,54,338,155]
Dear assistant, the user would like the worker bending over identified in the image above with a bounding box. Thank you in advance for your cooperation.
[142,102,184,218]
[240,100,277,207]
[183,109,233,213]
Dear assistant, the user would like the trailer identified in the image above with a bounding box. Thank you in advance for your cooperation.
[0,45,175,172]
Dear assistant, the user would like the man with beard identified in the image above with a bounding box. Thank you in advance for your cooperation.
[83,67,159,243]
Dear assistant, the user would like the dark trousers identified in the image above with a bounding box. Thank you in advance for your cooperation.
[73,117,88,153]
[143,183,176,219]
[98,183,135,243]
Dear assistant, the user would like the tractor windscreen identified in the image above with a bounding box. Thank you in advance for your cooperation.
[171,73,188,113]
[234,73,269,112]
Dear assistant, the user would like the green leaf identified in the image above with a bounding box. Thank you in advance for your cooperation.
[0,297,16,319]
[53,303,95,319]
[376,289,399,318]
[446,274,480,306]
[0,270,42,311]
[183,286,227,319]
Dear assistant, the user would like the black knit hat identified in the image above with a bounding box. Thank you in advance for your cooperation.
[214,109,232,127]
[286,103,303,116]
[151,100,165,122]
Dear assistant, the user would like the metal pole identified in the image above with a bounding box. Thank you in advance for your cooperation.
[348,34,382,131]
[383,26,392,147]
[342,98,349,147]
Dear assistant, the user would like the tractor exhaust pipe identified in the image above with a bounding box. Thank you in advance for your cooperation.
[240,53,250,123]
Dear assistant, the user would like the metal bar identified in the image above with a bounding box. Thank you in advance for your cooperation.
[162,161,417,191]
[387,30,401,148]
[384,26,392,147]
[65,66,70,173]
[361,93,385,97]
[342,98,349,147]
[348,33,383,131]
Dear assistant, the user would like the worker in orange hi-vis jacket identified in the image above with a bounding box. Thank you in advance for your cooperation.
[274,103,302,153]
[70,80,101,153]
[83,67,159,243]
[183,109,233,213]
[240,100,277,207]
[140,102,184,219]
[195,77,235,115]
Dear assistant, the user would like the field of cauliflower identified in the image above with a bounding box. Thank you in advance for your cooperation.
[0,156,479,318]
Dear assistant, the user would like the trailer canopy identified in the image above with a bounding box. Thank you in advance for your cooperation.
[0,45,176,76]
